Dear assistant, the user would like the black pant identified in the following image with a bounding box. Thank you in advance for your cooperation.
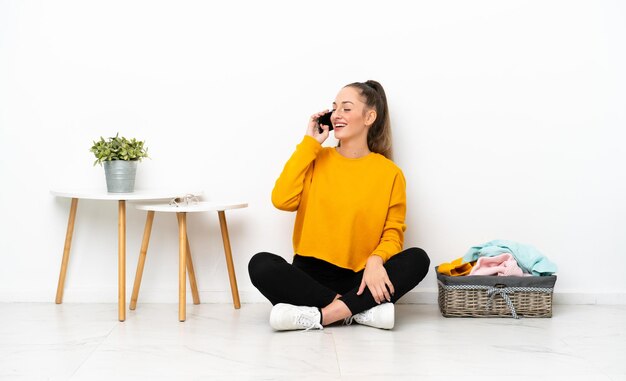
[248,247,430,314]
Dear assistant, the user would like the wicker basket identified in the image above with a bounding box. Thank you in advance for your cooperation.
[436,267,557,318]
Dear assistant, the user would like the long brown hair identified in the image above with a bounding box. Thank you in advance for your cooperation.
[345,80,393,160]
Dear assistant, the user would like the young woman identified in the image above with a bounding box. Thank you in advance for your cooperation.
[248,80,430,330]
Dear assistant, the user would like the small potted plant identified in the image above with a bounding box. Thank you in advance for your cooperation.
[90,133,149,193]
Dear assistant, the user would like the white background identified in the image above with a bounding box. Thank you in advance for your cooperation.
[1,0,624,304]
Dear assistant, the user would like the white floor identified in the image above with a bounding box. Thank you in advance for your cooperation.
[0,303,624,381]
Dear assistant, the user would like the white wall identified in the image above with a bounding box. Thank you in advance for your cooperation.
[1,0,625,304]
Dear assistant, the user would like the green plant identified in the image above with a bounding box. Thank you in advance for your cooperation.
[90,133,149,166]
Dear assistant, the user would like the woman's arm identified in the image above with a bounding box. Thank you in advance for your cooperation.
[357,171,407,303]
[271,112,331,211]
[372,171,407,261]
[271,136,320,211]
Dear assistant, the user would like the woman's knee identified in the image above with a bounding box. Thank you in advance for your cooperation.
[248,252,284,285]
[407,247,430,264]
[402,247,431,279]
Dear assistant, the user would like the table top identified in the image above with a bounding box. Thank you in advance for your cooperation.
[135,201,248,212]
[50,189,203,201]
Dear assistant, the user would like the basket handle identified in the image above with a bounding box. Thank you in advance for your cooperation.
[486,286,518,319]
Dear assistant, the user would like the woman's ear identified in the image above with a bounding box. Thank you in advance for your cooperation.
[365,109,377,127]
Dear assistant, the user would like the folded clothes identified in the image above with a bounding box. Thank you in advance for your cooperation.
[469,253,524,276]
[462,239,557,276]
[438,257,474,276]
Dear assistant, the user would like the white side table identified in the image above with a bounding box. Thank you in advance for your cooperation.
[131,201,248,321]
[50,189,201,321]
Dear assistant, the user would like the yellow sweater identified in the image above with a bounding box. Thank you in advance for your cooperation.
[272,136,407,271]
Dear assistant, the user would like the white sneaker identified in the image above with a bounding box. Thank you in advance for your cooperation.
[346,303,395,329]
[269,303,323,331]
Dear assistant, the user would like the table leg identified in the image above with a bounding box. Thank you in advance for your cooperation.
[130,210,155,310]
[185,234,201,305]
[119,200,126,322]
[177,212,187,322]
[218,211,241,309]
[55,198,78,304]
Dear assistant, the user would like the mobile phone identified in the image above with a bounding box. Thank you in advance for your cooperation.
[317,111,333,133]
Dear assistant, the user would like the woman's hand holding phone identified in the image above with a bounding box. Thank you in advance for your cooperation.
[307,110,331,144]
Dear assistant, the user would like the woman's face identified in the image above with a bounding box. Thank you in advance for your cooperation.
[330,86,375,142]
